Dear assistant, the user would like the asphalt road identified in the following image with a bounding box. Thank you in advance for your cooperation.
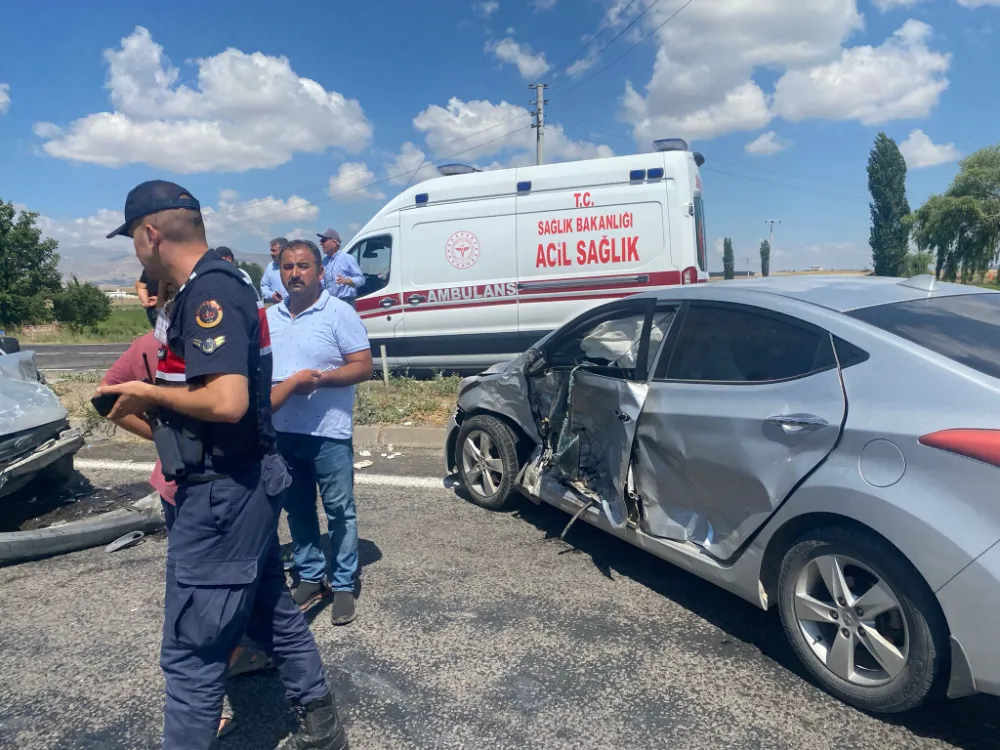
[0,455,997,749]
[25,343,130,372]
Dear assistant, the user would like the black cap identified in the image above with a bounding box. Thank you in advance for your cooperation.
[106,180,202,238]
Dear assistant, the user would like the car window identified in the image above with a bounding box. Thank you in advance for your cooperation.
[660,303,836,383]
[646,308,678,374]
[348,235,392,298]
[548,310,649,370]
[847,294,1000,379]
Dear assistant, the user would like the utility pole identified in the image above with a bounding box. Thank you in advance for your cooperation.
[745,257,751,277]
[529,83,548,166]
[764,219,781,253]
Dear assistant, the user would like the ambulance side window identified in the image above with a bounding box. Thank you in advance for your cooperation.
[694,195,707,273]
[348,235,392,298]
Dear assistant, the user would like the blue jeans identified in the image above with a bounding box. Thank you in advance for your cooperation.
[276,432,358,592]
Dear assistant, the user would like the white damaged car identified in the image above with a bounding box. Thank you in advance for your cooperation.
[0,345,84,500]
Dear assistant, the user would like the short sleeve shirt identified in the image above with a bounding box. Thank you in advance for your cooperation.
[266,290,370,440]
[156,253,265,455]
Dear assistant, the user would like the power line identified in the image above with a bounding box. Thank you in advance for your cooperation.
[208,112,532,220]
[551,0,699,102]
[547,0,643,81]
[227,123,535,226]
[700,166,869,206]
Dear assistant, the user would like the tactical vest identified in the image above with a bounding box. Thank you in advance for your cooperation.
[155,258,276,480]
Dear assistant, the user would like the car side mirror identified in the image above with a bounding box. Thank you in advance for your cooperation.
[524,348,546,376]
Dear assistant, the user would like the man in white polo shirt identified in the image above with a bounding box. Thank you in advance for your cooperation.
[267,239,373,626]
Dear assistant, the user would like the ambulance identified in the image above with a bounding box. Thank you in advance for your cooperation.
[345,138,709,371]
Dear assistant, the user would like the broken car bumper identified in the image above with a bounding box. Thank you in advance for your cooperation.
[0,426,85,500]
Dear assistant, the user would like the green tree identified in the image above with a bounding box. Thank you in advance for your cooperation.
[52,276,112,329]
[908,145,1000,283]
[239,260,264,289]
[759,239,771,277]
[722,237,735,280]
[0,199,63,327]
[903,250,934,277]
[868,132,911,276]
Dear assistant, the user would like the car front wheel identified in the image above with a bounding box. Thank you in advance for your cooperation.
[777,525,948,713]
[456,415,520,511]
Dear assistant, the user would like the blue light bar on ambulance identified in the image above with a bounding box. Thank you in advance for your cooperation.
[415,193,429,205]
[647,167,664,180]
[437,163,481,176]
[517,181,532,193]
[653,138,689,153]
[629,169,646,181]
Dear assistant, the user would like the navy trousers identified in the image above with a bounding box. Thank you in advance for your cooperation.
[160,464,329,750]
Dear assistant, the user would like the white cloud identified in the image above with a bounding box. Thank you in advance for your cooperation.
[476,1,500,16]
[486,37,551,79]
[32,122,62,138]
[620,3,950,145]
[206,192,319,237]
[35,26,373,173]
[745,131,791,155]
[772,21,950,125]
[387,142,441,185]
[873,0,924,9]
[621,0,864,143]
[899,129,961,168]
[0,83,9,115]
[533,0,558,9]
[566,56,597,77]
[328,162,387,203]
[413,96,612,164]
[956,0,1000,6]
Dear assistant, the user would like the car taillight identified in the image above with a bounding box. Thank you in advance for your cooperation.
[919,429,1000,468]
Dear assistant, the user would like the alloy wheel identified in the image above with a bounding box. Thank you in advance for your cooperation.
[461,430,505,498]
[793,553,910,687]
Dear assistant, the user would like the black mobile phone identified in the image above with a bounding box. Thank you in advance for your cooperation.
[91,391,121,418]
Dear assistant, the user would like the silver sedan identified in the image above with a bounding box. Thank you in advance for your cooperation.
[444,274,1000,714]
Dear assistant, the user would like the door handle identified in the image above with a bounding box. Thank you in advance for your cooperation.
[765,413,828,429]
[407,294,427,305]
[379,297,395,308]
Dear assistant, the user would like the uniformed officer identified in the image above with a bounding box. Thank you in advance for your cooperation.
[96,180,349,750]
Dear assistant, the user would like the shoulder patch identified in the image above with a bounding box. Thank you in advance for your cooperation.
[196,300,223,328]
[192,335,226,354]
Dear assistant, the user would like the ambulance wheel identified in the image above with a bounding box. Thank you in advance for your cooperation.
[457,415,520,511]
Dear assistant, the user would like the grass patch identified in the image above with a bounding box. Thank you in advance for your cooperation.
[355,373,462,426]
[45,371,119,439]
[14,306,151,344]
[47,370,462,434]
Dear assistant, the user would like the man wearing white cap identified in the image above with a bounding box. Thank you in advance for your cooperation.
[318,228,365,309]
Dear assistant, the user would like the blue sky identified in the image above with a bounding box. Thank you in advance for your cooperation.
[1,0,997,282]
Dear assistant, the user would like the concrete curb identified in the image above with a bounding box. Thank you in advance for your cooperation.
[353,425,446,448]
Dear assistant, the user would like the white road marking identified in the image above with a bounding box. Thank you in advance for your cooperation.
[75,458,453,491]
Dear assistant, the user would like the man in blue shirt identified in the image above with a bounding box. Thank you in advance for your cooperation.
[317,229,365,309]
[268,239,373,626]
[260,237,288,304]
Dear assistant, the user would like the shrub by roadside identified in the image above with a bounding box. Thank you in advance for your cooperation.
[46,371,462,437]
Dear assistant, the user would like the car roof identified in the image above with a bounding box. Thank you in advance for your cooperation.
[644,274,998,313]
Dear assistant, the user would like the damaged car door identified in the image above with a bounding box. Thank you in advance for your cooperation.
[520,299,678,529]
[632,301,847,558]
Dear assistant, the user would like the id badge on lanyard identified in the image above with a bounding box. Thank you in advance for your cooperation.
[154,308,170,344]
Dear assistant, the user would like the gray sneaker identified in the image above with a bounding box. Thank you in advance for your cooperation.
[330,591,356,626]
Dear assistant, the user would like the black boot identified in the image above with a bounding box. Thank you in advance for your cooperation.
[277,691,349,750]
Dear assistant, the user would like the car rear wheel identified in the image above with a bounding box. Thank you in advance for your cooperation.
[777,525,948,713]
[456,415,520,511]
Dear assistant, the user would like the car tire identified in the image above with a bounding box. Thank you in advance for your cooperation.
[777,525,948,713]
[456,415,520,511]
